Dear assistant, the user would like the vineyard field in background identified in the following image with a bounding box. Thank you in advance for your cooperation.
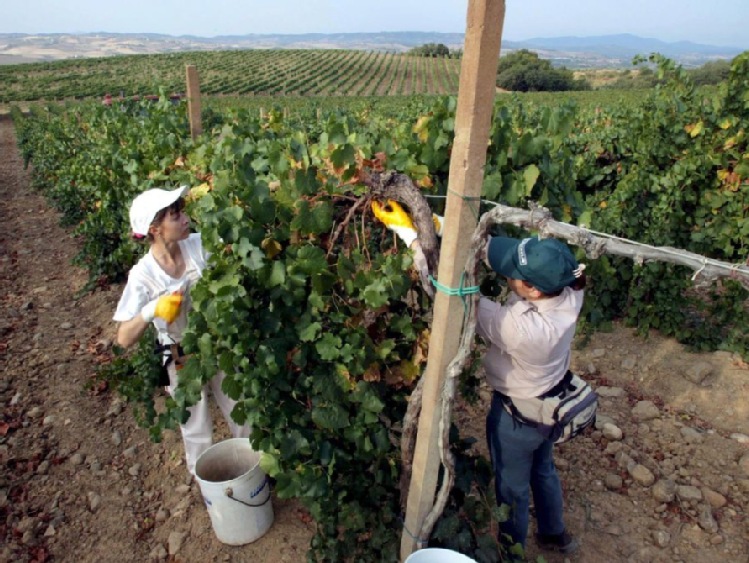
[0,49,463,103]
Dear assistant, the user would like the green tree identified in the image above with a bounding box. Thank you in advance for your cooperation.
[689,59,732,85]
[408,43,451,57]
[496,49,589,91]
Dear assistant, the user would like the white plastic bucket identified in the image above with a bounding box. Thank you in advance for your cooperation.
[405,548,478,563]
[194,438,274,545]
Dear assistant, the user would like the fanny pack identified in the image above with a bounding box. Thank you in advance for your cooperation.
[154,341,190,386]
[499,371,598,444]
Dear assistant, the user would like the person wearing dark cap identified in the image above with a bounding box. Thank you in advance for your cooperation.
[480,235,585,554]
[372,201,585,554]
[113,186,250,476]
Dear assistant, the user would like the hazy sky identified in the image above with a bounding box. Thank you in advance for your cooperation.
[3,0,748,49]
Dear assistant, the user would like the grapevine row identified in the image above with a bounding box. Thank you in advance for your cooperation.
[0,49,464,103]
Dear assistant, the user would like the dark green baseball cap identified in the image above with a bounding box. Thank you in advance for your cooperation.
[487,236,579,294]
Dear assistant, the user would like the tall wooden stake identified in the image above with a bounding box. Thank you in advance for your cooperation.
[185,65,202,140]
[400,1,506,560]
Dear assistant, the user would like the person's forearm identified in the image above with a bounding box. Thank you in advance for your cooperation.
[116,315,150,348]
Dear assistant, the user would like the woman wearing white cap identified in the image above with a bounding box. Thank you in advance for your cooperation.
[113,185,249,476]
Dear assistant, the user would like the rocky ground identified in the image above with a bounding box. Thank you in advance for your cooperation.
[1,117,748,563]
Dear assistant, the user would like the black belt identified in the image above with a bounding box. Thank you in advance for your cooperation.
[494,370,573,401]
[155,343,187,365]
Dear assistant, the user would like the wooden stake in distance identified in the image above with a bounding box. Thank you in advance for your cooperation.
[400,0,506,560]
[185,65,202,140]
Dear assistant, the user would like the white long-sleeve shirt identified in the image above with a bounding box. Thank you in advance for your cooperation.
[476,287,584,399]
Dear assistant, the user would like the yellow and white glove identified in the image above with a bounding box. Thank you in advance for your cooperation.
[141,292,183,324]
[371,199,418,247]
[432,213,444,237]
[371,200,445,246]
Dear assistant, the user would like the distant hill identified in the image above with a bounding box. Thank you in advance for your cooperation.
[512,33,744,68]
[517,33,740,55]
[0,31,744,68]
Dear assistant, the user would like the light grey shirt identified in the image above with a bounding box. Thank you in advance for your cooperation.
[476,287,584,399]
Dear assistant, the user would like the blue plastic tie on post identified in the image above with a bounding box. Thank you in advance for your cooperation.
[428,273,480,311]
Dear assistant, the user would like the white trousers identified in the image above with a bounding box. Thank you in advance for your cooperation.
[166,364,250,475]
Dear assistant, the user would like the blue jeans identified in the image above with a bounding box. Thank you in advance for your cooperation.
[486,392,565,547]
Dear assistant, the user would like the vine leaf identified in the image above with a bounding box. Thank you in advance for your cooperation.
[299,321,321,342]
[523,164,540,195]
[316,333,342,360]
[312,404,350,430]
[236,238,264,270]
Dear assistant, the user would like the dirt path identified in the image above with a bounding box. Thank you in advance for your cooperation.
[1,116,748,563]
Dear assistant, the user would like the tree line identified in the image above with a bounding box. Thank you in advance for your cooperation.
[408,44,737,92]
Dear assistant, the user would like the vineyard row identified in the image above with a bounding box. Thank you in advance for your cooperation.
[0,49,463,102]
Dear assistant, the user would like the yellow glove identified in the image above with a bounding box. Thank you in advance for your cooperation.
[371,200,415,229]
[372,200,445,245]
[371,200,417,246]
[141,293,183,324]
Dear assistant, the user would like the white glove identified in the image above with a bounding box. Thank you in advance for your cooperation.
[389,225,417,247]
[432,214,444,237]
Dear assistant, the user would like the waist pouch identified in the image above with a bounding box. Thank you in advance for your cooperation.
[498,371,598,444]
[153,341,189,386]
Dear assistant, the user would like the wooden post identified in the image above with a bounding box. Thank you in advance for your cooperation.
[400,0,506,560]
[185,65,202,140]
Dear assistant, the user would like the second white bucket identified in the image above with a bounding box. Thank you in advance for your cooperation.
[405,548,478,563]
[194,438,274,545]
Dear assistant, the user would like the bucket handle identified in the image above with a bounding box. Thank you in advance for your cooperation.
[224,476,272,508]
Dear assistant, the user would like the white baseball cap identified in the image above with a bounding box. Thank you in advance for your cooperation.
[129,185,188,236]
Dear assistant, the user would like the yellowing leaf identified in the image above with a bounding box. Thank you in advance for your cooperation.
[417,175,433,188]
[385,360,420,386]
[362,363,381,383]
[412,329,430,366]
[719,119,732,130]
[599,201,608,209]
[717,169,730,181]
[187,183,211,201]
[523,164,540,196]
[689,120,704,138]
[413,115,431,143]
[261,237,282,259]
[335,364,355,391]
